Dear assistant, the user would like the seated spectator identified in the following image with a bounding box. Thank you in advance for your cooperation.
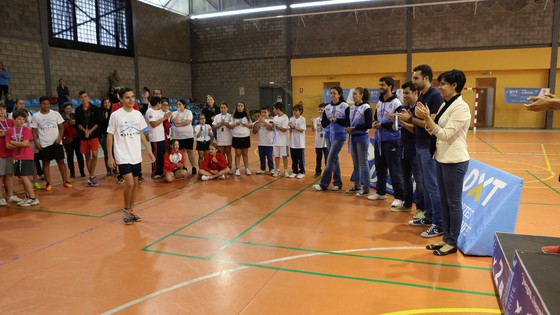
[163,139,188,182]
[199,143,229,181]
[4,92,15,113]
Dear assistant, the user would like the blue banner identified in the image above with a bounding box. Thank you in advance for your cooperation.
[362,138,523,256]
[458,159,523,256]
[504,88,541,104]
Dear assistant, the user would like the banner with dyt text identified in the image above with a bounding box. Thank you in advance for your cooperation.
[458,159,523,256]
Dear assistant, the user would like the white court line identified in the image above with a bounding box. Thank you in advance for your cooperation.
[101,246,423,314]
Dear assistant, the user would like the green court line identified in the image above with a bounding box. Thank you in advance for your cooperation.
[476,136,503,155]
[174,234,490,271]
[3,179,201,218]
[144,248,496,297]
[526,170,560,195]
[207,180,319,258]
[141,177,282,251]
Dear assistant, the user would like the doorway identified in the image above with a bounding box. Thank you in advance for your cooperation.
[475,78,496,128]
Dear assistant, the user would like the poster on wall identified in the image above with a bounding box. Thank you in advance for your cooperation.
[504,88,549,104]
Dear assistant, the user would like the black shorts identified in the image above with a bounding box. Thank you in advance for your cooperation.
[197,140,210,151]
[232,136,250,149]
[40,144,65,161]
[178,138,194,150]
[118,163,142,177]
[14,160,34,177]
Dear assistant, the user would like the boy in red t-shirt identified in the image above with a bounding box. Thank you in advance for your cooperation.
[6,109,38,206]
[199,143,229,180]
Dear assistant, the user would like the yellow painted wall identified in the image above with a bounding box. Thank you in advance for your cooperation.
[292,48,557,128]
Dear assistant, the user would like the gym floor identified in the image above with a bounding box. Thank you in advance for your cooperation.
[0,130,558,314]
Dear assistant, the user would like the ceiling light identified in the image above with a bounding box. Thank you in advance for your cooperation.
[290,0,375,9]
[190,5,287,19]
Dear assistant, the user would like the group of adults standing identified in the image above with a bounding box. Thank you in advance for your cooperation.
[316,64,471,256]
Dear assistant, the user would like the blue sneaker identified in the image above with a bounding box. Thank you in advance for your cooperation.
[86,178,99,187]
[130,212,141,222]
[123,211,134,225]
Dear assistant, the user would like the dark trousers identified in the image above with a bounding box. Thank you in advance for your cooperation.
[63,139,85,177]
[290,148,305,174]
[436,160,469,247]
[258,146,274,171]
[151,140,166,177]
[374,140,403,199]
[99,133,111,173]
[400,155,425,209]
[34,153,43,176]
[0,85,8,99]
[315,147,328,174]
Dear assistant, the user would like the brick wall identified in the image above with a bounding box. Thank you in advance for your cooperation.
[191,16,288,110]
[135,3,191,62]
[49,47,135,100]
[0,38,45,99]
[0,0,192,101]
[138,56,192,99]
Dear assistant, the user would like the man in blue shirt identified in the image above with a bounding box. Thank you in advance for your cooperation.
[400,64,445,238]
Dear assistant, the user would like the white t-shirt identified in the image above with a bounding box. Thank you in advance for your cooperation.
[313,117,327,148]
[255,119,274,146]
[232,117,251,138]
[194,124,212,142]
[273,114,289,146]
[30,110,64,147]
[289,116,306,149]
[172,109,194,139]
[212,113,233,146]
[107,108,148,165]
[145,108,166,142]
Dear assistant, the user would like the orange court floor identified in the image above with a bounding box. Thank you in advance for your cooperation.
[0,130,558,315]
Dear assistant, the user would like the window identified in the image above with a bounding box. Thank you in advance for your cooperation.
[48,0,133,56]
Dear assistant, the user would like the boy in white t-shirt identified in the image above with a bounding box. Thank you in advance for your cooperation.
[312,103,328,178]
[107,88,155,225]
[31,96,72,191]
[271,102,289,177]
[288,104,306,179]
[145,96,172,179]
[252,106,274,175]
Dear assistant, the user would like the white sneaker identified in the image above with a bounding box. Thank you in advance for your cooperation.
[367,193,387,200]
[284,170,290,177]
[391,199,404,208]
[218,175,226,180]
[256,170,265,175]
[201,175,211,181]
[296,173,305,179]
[245,168,252,175]
[235,169,241,176]
[8,195,22,203]
[312,184,323,191]
[331,185,341,191]
[0,198,6,206]
[18,197,29,206]
[288,173,297,178]
[269,170,275,176]
[21,198,39,207]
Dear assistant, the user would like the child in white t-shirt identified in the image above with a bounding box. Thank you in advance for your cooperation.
[194,115,213,169]
[212,102,234,173]
[252,106,274,175]
[288,104,306,178]
[271,102,289,177]
[312,103,328,178]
